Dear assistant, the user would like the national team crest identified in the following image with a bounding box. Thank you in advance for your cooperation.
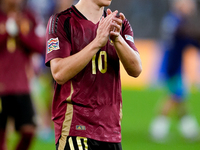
[47,37,60,53]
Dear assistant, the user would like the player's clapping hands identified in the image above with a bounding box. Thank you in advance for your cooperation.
[107,9,125,42]
[5,12,31,37]
[95,9,125,48]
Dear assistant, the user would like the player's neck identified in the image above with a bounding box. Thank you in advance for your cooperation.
[75,1,104,24]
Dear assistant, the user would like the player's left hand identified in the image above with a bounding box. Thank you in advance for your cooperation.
[107,9,125,42]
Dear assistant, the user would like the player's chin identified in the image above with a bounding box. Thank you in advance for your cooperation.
[102,0,112,6]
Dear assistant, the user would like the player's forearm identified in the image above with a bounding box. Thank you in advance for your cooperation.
[50,39,100,85]
[113,35,142,77]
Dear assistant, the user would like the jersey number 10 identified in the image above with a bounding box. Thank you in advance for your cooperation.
[92,51,107,74]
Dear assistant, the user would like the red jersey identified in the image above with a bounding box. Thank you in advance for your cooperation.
[45,6,138,144]
[0,9,44,95]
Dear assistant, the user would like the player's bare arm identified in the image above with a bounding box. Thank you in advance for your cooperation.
[50,11,118,85]
[114,35,142,77]
[108,9,142,77]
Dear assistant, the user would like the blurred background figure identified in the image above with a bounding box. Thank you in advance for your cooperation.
[26,0,77,143]
[0,0,44,149]
[149,0,200,142]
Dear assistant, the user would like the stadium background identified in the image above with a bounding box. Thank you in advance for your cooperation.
[8,0,200,149]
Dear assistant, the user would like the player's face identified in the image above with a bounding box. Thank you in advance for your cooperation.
[174,0,196,16]
[181,0,196,16]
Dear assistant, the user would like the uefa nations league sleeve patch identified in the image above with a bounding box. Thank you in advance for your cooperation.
[47,37,60,54]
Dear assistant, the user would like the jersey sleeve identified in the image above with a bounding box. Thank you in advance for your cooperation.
[121,19,138,52]
[45,14,72,67]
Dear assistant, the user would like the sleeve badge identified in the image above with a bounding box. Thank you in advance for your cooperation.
[125,35,134,43]
[47,37,60,54]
